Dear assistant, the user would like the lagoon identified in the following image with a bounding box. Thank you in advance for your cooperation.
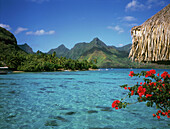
[0,69,170,129]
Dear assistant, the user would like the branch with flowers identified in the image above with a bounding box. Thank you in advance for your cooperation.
[112,69,170,119]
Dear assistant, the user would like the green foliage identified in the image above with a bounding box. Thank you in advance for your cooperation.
[2,51,97,71]
[0,27,17,45]
[113,70,170,119]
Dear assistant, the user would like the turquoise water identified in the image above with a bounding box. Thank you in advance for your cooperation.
[0,69,170,129]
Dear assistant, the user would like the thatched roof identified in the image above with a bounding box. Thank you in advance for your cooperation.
[129,4,170,63]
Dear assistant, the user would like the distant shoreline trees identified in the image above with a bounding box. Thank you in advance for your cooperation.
[2,51,97,72]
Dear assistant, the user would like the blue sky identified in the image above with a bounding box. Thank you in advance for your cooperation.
[0,0,169,52]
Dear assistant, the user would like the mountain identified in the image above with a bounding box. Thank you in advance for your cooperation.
[116,44,132,53]
[63,37,130,67]
[48,44,69,57]
[0,27,27,68]
[0,27,25,57]
[47,37,133,68]
[78,41,130,68]
[66,37,118,59]
[18,43,34,54]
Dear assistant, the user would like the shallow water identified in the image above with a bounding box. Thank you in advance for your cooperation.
[0,69,170,129]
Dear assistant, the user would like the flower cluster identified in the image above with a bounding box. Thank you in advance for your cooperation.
[161,71,170,79]
[112,70,170,119]
[146,94,152,98]
[112,100,120,110]
[153,110,170,119]
[145,69,156,77]
[129,71,134,77]
[137,86,146,98]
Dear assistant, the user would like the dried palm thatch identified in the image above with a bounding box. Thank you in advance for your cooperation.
[129,4,170,63]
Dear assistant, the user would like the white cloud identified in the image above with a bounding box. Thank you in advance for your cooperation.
[126,0,167,11]
[125,0,144,11]
[26,29,55,35]
[0,23,11,30]
[107,25,124,33]
[15,27,28,34]
[123,16,137,21]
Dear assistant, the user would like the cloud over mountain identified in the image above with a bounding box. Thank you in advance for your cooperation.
[0,23,11,30]
[15,27,28,34]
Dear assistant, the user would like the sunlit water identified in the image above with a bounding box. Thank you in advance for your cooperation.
[0,69,170,129]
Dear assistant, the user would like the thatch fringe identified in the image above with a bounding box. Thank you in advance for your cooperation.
[129,4,170,63]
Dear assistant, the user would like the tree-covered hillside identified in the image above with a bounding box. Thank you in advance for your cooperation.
[0,27,97,71]
[48,44,69,57]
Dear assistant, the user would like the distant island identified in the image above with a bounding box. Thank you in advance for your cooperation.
[0,25,170,72]
[0,26,98,72]
[1,3,170,73]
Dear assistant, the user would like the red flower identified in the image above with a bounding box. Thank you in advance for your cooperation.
[157,115,160,119]
[128,87,131,90]
[150,69,156,74]
[165,112,168,115]
[161,112,166,116]
[112,100,120,109]
[137,86,146,97]
[168,74,170,78]
[124,87,127,90]
[153,83,156,86]
[115,107,119,110]
[140,82,142,85]
[158,110,162,113]
[145,69,156,77]
[129,71,134,77]
[161,71,169,79]
[153,114,156,117]
[146,94,152,98]
[131,90,134,96]
[145,71,152,77]
[157,73,159,76]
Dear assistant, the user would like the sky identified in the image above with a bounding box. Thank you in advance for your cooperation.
[0,0,169,52]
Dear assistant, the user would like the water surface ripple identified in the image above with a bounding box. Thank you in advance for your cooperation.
[0,69,170,129]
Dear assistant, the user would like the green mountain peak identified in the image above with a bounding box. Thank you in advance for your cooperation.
[90,37,107,47]
[18,43,34,54]
[48,44,69,57]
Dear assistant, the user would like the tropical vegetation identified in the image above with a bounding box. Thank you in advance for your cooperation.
[0,27,97,71]
[112,70,170,119]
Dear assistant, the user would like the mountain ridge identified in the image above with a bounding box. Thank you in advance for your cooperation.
[46,37,132,67]
[48,44,69,57]
[18,43,34,54]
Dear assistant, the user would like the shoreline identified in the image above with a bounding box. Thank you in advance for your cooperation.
[11,67,170,73]
[12,68,99,73]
